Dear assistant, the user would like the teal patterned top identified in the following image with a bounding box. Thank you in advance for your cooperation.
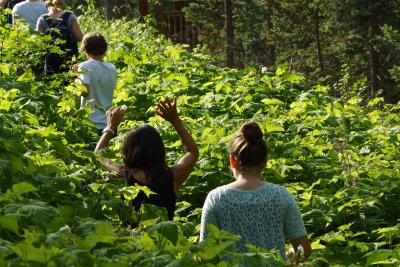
[200,183,307,258]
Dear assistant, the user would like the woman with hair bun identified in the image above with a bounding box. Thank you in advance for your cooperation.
[200,121,311,262]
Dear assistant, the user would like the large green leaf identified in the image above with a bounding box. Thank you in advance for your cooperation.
[4,200,60,230]
[149,221,179,246]
[0,215,19,234]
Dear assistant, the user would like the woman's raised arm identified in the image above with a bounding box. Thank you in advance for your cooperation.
[156,97,199,194]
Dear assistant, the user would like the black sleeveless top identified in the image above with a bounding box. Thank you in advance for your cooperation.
[125,168,177,220]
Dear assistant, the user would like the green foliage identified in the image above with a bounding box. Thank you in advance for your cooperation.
[0,9,400,267]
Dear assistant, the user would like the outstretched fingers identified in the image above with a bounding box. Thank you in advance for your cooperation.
[165,96,177,109]
[157,101,166,110]
[156,96,179,121]
[157,97,172,114]
[165,97,172,108]
[155,109,163,117]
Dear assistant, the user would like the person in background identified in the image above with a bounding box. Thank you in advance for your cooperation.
[200,121,311,262]
[76,32,116,135]
[1,0,24,24]
[36,0,83,41]
[11,0,47,28]
[36,0,83,73]
[94,97,199,220]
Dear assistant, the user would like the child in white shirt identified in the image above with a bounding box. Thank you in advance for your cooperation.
[78,32,117,135]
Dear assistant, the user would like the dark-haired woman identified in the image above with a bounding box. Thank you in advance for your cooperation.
[95,97,199,220]
[200,121,311,261]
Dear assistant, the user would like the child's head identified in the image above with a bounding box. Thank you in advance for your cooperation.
[229,121,268,171]
[122,124,167,174]
[81,32,108,57]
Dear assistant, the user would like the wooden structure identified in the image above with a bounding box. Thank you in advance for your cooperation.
[138,0,197,47]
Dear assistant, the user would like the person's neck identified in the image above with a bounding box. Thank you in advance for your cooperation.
[88,55,104,62]
[230,169,266,189]
[235,173,262,182]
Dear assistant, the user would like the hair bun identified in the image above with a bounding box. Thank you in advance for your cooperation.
[241,121,263,144]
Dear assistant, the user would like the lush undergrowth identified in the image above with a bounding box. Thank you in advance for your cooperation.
[0,11,399,266]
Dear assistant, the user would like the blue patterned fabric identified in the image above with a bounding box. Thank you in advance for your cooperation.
[200,183,307,258]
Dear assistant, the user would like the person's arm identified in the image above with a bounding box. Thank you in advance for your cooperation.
[94,106,125,177]
[289,235,311,259]
[200,191,218,241]
[11,7,18,24]
[156,97,199,195]
[284,192,312,261]
[70,15,83,42]
[36,16,46,33]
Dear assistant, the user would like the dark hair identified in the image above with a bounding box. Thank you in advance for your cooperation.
[122,124,169,185]
[229,121,268,168]
[81,32,108,56]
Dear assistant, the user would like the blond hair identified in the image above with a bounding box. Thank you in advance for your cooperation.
[46,0,64,8]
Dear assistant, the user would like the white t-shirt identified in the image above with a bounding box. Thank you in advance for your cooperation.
[12,1,48,28]
[79,59,117,130]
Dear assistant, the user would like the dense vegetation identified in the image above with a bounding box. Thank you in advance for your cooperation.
[1,8,400,266]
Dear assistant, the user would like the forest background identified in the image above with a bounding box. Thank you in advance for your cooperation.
[67,0,400,104]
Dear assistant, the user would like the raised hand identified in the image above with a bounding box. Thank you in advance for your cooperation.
[156,96,179,123]
[106,106,125,130]
[155,96,199,194]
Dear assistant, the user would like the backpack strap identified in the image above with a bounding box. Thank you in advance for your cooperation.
[61,12,72,27]
[42,14,53,27]
[42,12,72,28]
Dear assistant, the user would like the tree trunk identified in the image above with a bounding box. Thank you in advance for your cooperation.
[154,2,164,33]
[105,0,113,20]
[139,0,148,22]
[115,0,128,19]
[314,6,326,78]
[369,19,379,98]
[266,0,275,66]
[224,0,234,68]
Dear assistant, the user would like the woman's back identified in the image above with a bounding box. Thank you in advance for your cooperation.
[200,183,306,258]
[200,121,311,261]
[126,167,177,220]
[94,98,199,222]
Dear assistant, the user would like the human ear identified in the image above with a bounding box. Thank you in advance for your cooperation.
[229,154,237,169]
